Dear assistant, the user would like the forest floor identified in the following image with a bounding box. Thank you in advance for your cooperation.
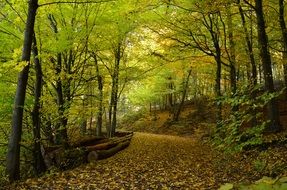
[6,132,216,189]
[4,101,287,189]
[5,130,287,189]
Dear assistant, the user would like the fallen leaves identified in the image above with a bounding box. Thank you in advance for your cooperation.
[4,132,217,189]
[3,131,287,189]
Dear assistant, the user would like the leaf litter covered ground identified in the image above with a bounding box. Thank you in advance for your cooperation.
[4,131,287,189]
[6,132,216,189]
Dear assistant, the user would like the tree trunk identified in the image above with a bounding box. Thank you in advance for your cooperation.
[48,14,68,146]
[109,43,121,137]
[255,0,281,132]
[6,0,38,181]
[167,76,173,108]
[81,119,87,134]
[226,4,238,113]
[237,0,258,126]
[111,66,119,137]
[54,53,69,146]
[94,54,103,137]
[173,69,192,121]
[204,12,222,126]
[215,53,222,125]
[279,0,287,90]
[226,4,237,96]
[237,0,257,86]
[31,35,46,175]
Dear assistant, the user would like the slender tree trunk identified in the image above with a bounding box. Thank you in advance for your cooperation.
[93,54,103,137]
[31,35,46,175]
[96,76,103,136]
[108,101,112,137]
[6,0,38,181]
[226,4,238,114]
[80,96,87,134]
[255,0,281,132]
[167,77,173,108]
[55,52,69,146]
[215,52,222,125]
[279,0,287,90]
[111,46,120,137]
[226,5,237,97]
[205,13,222,126]
[108,44,121,138]
[237,0,257,86]
[48,14,68,146]
[237,0,258,126]
[173,69,192,121]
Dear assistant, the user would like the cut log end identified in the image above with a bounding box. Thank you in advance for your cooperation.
[44,132,133,168]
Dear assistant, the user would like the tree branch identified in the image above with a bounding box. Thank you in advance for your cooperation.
[4,0,25,23]
[242,0,256,10]
[39,0,115,7]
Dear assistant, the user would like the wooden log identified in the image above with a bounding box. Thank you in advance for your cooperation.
[86,141,116,151]
[86,134,133,151]
[87,140,130,162]
[71,136,108,148]
[43,132,134,168]
[71,131,133,148]
[108,134,133,144]
[115,131,134,137]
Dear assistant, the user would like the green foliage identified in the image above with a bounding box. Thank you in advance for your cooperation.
[0,80,16,182]
[213,84,284,152]
[1,0,287,187]
[240,176,287,190]
[120,108,146,125]
[219,183,234,190]
[219,176,287,190]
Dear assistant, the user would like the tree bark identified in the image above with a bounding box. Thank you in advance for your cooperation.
[237,0,257,86]
[94,55,103,137]
[6,0,38,181]
[86,134,132,151]
[87,140,130,162]
[48,14,69,146]
[31,35,46,175]
[109,43,121,137]
[173,69,192,121]
[255,0,281,132]
[211,18,223,125]
[167,76,173,108]
[226,4,237,97]
[237,0,258,127]
[279,0,287,90]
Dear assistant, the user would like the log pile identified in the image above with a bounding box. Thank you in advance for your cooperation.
[43,132,133,170]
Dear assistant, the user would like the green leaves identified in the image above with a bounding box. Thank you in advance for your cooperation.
[213,82,285,152]
[219,183,234,190]
[233,176,287,190]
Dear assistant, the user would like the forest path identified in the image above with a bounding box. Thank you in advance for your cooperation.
[12,132,218,189]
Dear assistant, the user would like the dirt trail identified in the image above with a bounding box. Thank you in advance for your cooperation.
[8,132,219,190]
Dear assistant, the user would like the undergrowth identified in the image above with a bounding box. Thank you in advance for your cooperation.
[213,84,284,153]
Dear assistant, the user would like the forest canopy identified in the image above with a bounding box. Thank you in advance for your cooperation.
[0,0,287,188]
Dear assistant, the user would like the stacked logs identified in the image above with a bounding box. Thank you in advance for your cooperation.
[43,132,133,170]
